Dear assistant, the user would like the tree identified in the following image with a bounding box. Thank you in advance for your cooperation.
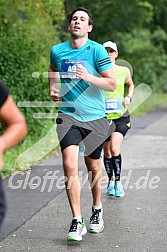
[0,0,66,135]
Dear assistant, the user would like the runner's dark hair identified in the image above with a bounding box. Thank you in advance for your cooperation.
[68,7,93,26]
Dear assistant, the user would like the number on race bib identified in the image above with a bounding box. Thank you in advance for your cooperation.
[105,98,122,113]
[106,102,117,109]
[61,59,84,78]
[67,65,77,73]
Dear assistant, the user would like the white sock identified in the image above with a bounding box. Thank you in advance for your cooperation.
[93,204,102,210]
[73,216,82,222]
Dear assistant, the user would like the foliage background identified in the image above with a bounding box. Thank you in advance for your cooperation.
[65,0,167,92]
[0,0,167,175]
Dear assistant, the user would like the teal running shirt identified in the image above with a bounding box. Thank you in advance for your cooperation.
[50,39,112,122]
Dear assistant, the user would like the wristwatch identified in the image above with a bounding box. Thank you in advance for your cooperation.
[127,95,132,102]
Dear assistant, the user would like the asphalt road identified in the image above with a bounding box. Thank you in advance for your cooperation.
[0,106,167,252]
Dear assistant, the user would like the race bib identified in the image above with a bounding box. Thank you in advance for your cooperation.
[105,98,122,113]
[60,59,84,79]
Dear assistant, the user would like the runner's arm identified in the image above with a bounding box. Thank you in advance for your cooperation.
[125,68,134,100]
[76,64,116,91]
[124,68,134,107]
[48,65,60,102]
[0,96,27,169]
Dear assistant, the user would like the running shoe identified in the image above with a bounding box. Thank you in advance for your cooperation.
[67,218,87,241]
[107,180,115,196]
[115,181,125,197]
[89,206,104,233]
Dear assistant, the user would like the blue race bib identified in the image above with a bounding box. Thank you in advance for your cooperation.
[105,98,122,113]
[61,59,84,79]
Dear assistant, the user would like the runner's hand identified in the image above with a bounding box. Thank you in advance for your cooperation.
[123,96,131,107]
[76,64,90,81]
[50,87,60,102]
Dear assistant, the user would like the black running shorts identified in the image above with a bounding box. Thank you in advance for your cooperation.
[105,114,131,142]
[56,113,114,159]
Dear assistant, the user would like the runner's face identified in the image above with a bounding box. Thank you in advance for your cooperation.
[105,48,118,63]
[69,11,93,38]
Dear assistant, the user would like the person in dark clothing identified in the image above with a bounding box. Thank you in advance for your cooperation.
[0,81,27,227]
